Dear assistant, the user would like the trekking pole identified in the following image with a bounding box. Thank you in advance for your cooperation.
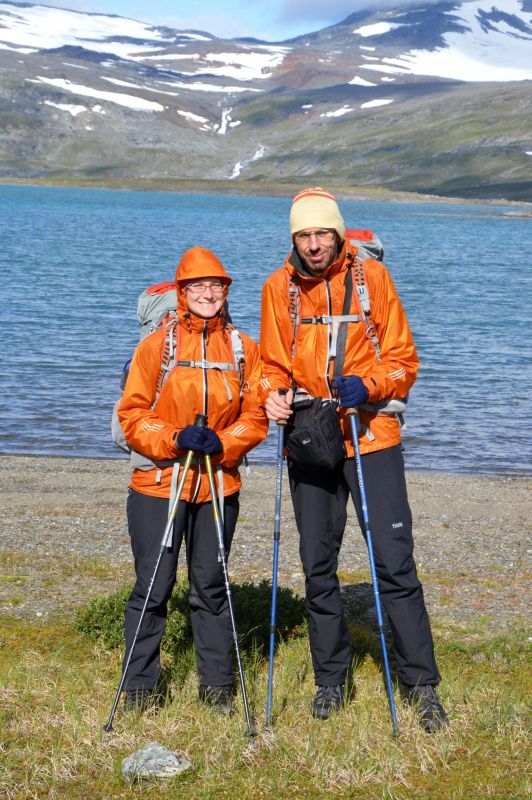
[266,388,288,728]
[203,432,256,738]
[347,409,399,737]
[103,417,200,733]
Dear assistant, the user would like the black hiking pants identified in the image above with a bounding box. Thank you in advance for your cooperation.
[123,488,239,692]
[288,444,440,689]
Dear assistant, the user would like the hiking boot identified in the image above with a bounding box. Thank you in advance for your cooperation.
[311,685,345,720]
[407,685,449,733]
[123,687,153,714]
[198,684,236,716]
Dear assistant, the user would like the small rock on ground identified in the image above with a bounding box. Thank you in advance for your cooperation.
[121,741,192,782]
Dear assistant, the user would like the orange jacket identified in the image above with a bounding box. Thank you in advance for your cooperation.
[118,253,268,502]
[260,241,419,456]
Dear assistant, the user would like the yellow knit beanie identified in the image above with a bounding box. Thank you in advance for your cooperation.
[289,187,345,239]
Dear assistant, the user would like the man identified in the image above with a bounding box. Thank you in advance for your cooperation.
[260,187,448,731]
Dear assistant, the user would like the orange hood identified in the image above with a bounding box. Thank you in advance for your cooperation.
[175,246,232,286]
[175,247,232,322]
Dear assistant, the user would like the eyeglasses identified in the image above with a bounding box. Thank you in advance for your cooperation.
[294,229,337,244]
[185,281,225,296]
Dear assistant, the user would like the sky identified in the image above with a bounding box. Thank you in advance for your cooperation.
[5,1,409,41]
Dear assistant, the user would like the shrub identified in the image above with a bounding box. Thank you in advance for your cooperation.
[75,585,130,649]
[75,578,307,660]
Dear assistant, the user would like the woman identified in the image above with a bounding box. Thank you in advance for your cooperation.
[117,246,268,714]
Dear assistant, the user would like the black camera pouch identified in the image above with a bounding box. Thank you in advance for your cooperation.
[285,398,345,471]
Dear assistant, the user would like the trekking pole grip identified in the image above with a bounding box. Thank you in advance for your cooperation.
[277,388,288,427]
[195,413,207,428]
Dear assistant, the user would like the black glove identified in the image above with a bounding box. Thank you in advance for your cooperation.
[332,375,369,408]
[177,425,222,455]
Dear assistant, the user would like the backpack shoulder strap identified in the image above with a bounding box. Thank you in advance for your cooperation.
[288,272,301,361]
[350,252,382,363]
[228,324,246,397]
[155,316,180,397]
[332,266,353,380]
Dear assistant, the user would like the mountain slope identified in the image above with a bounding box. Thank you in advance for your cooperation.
[0,1,530,200]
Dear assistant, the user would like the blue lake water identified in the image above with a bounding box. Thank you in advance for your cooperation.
[0,183,530,475]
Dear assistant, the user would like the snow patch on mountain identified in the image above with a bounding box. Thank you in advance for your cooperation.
[354,22,405,37]
[154,79,260,94]
[229,144,265,179]
[357,0,532,82]
[28,77,166,111]
[142,53,201,61]
[0,3,167,58]
[321,106,354,117]
[360,98,394,109]
[217,107,234,134]
[177,48,289,82]
[349,75,377,86]
[102,77,180,96]
[177,109,209,124]
[44,100,86,116]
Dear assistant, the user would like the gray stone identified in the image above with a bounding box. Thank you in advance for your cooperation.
[121,741,192,783]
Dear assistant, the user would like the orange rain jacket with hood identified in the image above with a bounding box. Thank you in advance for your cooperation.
[260,240,419,457]
[118,247,268,502]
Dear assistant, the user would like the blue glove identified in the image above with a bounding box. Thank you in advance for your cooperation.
[177,425,222,455]
[202,427,223,455]
[332,375,369,408]
[177,425,206,452]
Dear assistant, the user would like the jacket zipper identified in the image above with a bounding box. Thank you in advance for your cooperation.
[202,321,209,416]
[324,279,333,400]
[191,322,209,504]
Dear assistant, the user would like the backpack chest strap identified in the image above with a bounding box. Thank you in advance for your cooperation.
[176,360,235,372]
[301,313,361,361]
[301,314,360,325]
[176,360,237,402]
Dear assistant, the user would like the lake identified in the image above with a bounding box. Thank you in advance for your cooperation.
[0,183,530,475]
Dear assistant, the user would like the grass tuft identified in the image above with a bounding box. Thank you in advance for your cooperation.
[0,601,530,799]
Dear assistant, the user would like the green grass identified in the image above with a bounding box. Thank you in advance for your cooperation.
[0,575,28,585]
[0,600,529,799]
[0,548,131,583]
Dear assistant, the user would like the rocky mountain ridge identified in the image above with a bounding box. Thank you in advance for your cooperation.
[0,1,531,199]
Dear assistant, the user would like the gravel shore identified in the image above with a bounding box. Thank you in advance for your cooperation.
[0,455,529,629]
